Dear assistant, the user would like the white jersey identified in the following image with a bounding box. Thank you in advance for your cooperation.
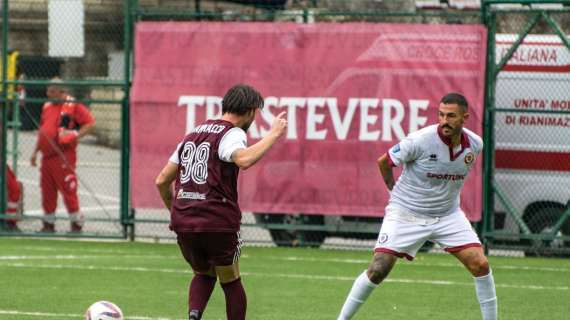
[387,124,483,216]
[169,127,247,164]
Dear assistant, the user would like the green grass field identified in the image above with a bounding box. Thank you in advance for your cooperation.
[0,238,569,320]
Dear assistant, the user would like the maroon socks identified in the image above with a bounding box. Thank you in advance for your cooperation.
[220,277,247,320]
[188,274,217,319]
[188,275,247,320]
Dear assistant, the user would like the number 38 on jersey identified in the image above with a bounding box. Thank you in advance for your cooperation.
[179,141,210,185]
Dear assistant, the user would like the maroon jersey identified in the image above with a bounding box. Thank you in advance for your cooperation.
[170,119,241,232]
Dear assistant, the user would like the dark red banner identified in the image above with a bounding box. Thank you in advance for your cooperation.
[131,22,487,221]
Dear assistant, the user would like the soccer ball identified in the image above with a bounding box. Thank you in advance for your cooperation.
[84,301,124,320]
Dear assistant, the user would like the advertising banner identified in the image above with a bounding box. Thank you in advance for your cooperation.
[132,22,487,220]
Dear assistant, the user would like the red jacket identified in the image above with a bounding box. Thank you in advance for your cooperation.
[38,95,95,158]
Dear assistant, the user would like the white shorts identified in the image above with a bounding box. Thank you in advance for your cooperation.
[374,206,481,260]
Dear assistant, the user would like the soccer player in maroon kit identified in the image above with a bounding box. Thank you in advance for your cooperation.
[156,84,288,320]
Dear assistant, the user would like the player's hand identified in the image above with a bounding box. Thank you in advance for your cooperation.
[58,130,79,145]
[270,111,288,138]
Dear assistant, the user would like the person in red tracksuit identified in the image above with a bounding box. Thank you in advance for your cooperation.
[30,79,95,233]
[5,165,22,232]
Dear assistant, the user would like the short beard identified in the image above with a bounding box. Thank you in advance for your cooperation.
[441,125,453,135]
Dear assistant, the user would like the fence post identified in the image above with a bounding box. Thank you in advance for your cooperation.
[121,0,135,239]
[0,0,9,227]
[481,1,498,249]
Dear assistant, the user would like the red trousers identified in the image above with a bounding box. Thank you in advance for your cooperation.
[6,166,22,223]
[40,152,79,215]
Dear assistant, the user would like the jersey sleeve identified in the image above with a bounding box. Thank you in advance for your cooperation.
[74,103,95,126]
[472,135,484,155]
[387,136,420,167]
[168,142,182,164]
[218,128,247,163]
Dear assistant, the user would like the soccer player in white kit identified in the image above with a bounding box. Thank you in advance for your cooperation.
[337,93,497,320]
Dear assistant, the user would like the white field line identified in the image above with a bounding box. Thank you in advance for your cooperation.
[272,255,570,273]
[22,205,120,216]
[0,254,176,261]
[9,248,570,274]
[245,272,570,291]
[19,178,120,202]
[17,246,158,255]
[0,261,567,291]
[0,309,184,320]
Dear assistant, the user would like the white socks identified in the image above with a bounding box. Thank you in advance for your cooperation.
[338,270,378,320]
[338,269,496,320]
[474,271,498,320]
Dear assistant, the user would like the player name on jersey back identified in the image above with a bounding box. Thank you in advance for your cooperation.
[192,123,226,134]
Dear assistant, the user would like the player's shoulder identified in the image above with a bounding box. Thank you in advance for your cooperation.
[406,124,438,142]
[221,126,247,142]
[462,128,483,151]
[225,126,245,135]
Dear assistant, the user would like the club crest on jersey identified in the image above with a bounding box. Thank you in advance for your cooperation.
[464,152,475,165]
[392,144,400,153]
[379,233,389,244]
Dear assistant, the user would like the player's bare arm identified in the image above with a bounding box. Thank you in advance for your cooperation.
[77,121,96,139]
[377,154,394,191]
[60,121,96,142]
[231,111,288,170]
[155,161,178,210]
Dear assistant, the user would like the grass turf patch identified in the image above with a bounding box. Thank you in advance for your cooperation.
[0,238,569,319]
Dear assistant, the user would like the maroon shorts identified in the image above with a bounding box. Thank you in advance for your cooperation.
[176,231,243,272]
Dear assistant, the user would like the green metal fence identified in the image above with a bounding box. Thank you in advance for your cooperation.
[0,0,131,238]
[2,0,570,257]
[482,0,570,256]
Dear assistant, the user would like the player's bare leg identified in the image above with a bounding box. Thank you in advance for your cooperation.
[188,265,217,320]
[367,252,398,283]
[338,252,398,320]
[216,263,246,320]
[452,247,497,320]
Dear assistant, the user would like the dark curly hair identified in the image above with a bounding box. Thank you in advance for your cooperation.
[222,84,264,115]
